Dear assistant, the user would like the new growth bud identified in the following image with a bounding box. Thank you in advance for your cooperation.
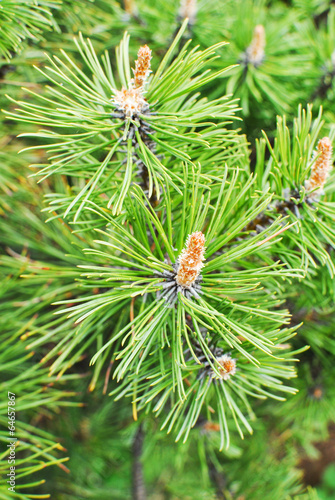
[179,0,197,25]
[305,137,333,200]
[112,87,147,118]
[176,231,206,288]
[156,231,205,305]
[217,353,236,381]
[123,0,137,16]
[112,45,152,118]
[133,45,152,89]
[246,25,266,66]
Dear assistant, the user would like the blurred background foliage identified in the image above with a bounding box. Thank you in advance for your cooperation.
[1,1,335,499]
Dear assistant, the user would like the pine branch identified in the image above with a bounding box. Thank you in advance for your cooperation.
[5,26,240,220]
[0,0,59,60]
[212,0,311,119]
[244,105,335,275]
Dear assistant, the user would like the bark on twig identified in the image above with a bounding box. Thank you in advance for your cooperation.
[132,423,146,500]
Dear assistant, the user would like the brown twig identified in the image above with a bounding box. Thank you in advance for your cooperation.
[132,424,146,500]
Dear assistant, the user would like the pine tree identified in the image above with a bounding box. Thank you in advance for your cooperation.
[1,1,335,499]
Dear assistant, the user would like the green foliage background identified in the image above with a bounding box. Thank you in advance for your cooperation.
[1,1,335,499]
